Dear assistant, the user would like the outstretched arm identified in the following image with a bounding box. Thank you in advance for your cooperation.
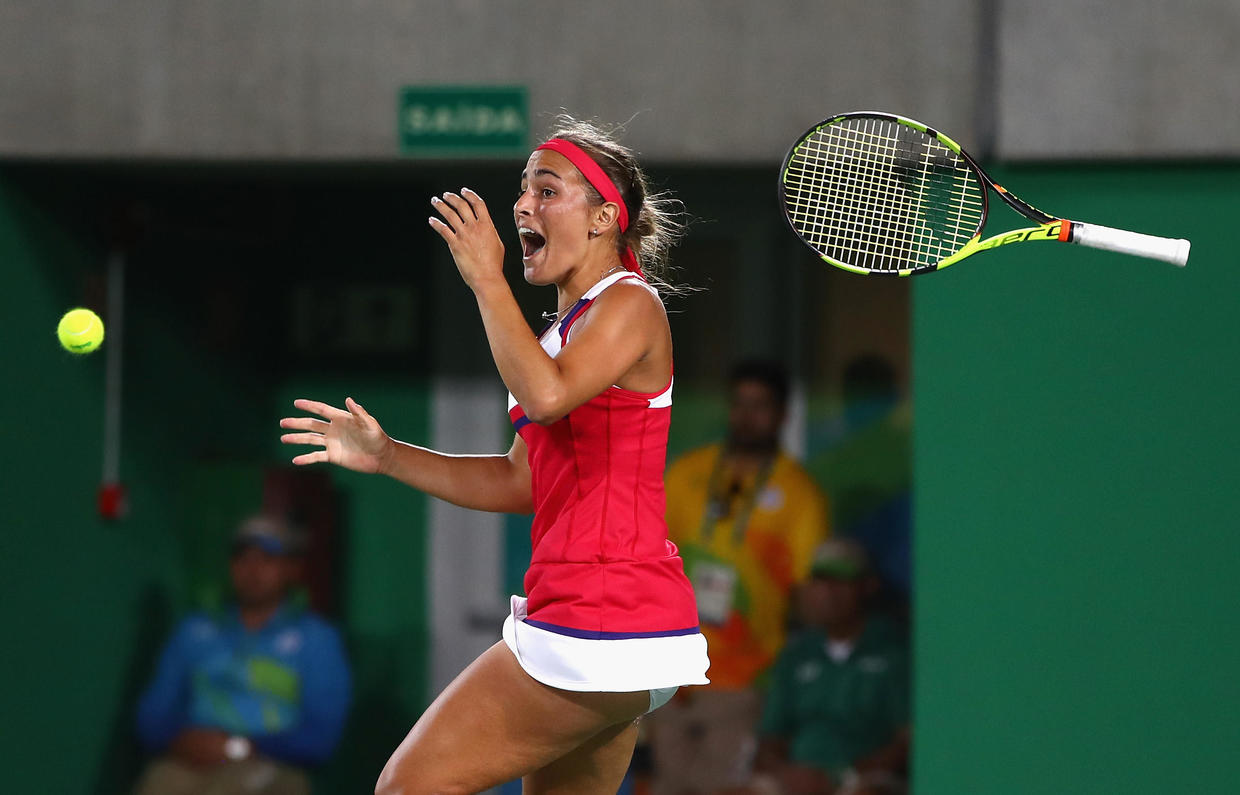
[280,398,533,514]
[382,433,533,514]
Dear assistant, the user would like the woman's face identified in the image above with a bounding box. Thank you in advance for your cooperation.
[514,149,597,285]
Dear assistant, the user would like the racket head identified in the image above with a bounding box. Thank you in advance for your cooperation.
[779,111,990,276]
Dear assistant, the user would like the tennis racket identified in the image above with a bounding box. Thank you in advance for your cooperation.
[779,111,1190,276]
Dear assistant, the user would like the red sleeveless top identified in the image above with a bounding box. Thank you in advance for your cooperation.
[506,273,700,639]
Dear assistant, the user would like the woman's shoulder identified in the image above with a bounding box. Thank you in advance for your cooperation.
[591,274,664,314]
[568,275,667,344]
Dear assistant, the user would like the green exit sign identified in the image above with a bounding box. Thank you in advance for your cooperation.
[398,86,529,157]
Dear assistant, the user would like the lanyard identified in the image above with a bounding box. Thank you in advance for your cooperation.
[699,449,777,547]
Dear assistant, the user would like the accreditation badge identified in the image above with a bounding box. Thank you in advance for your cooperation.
[690,560,738,626]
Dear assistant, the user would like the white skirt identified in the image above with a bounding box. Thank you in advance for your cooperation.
[501,595,711,692]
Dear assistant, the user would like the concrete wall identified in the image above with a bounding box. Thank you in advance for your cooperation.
[3,0,975,161]
[997,0,1240,158]
[7,1,1230,162]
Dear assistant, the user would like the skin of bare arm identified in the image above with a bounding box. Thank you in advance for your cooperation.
[381,432,534,514]
[279,398,533,514]
[473,278,669,423]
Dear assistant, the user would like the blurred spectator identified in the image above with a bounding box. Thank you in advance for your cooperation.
[133,515,352,795]
[809,354,910,608]
[651,360,830,794]
[745,538,910,795]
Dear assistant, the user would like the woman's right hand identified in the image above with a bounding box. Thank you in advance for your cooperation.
[279,397,393,474]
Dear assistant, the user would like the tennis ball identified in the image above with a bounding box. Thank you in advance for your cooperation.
[57,308,105,354]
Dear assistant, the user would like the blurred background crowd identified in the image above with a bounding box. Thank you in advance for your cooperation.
[121,354,911,795]
[3,2,1237,794]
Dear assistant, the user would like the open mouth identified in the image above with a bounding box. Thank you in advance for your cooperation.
[518,227,546,260]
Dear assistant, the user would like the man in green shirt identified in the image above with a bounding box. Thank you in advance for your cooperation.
[749,538,910,795]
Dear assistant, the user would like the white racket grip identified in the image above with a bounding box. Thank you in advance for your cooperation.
[1070,221,1190,266]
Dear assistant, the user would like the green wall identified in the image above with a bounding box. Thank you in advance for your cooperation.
[912,164,1240,794]
[0,175,186,793]
[0,172,433,793]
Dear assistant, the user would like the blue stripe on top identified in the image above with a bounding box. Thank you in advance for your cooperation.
[522,618,701,640]
[557,297,593,342]
[512,415,531,432]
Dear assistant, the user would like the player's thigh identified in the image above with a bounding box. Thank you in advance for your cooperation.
[523,718,640,795]
[375,641,648,795]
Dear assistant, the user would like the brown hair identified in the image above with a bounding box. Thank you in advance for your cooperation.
[542,114,686,289]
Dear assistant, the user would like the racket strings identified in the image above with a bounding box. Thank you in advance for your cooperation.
[809,121,978,255]
[793,123,974,268]
[783,118,984,272]
[830,121,944,267]
[806,126,977,269]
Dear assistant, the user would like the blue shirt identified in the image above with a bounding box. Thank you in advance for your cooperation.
[136,603,352,765]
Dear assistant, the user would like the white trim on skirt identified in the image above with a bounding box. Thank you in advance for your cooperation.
[501,595,711,693]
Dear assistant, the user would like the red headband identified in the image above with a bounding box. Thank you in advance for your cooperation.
[536,138,641,275]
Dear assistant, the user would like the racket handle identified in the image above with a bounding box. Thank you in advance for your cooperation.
[1069,221,1190,266]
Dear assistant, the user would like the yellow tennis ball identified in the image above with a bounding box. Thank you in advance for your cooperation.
[57,308,105,354]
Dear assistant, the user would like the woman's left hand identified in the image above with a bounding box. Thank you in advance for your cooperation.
[429,188,506,290]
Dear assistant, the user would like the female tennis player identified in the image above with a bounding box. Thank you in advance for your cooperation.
[280,118,708,794]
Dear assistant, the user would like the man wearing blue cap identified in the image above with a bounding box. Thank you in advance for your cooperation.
[133,515,352,795]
